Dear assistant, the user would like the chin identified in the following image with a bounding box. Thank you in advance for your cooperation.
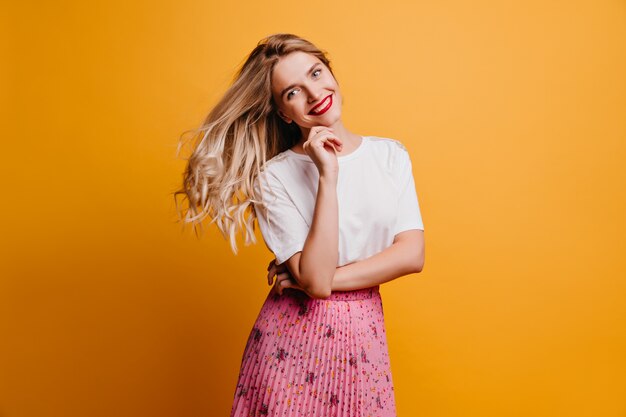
[325,113,342,126]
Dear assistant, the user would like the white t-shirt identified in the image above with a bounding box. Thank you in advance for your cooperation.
[253,135,424,266]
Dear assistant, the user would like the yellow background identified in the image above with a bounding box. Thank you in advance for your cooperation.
[1,0,625,416]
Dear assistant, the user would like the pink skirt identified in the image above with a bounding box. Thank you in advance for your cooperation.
[230,285,397,417]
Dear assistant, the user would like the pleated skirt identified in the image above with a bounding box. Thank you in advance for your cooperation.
[230,284,397,417]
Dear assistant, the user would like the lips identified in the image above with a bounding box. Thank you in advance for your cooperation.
[309,94,333,115]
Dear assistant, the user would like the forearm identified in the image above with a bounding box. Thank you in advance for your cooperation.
[299,174,338,297]
[331,240,422,292]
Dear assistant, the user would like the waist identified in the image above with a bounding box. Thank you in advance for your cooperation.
[324,285,380,301]
[283,285,380,301]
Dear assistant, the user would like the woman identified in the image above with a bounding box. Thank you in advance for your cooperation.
[175,33,425,417]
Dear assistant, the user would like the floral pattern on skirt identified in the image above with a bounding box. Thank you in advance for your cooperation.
[230,284,397,417]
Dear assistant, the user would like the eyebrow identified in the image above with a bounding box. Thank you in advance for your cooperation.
[280,63,321,99]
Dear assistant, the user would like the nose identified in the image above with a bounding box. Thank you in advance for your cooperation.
[306,87,324,103]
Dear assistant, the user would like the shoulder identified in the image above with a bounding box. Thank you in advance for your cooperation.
[367,136,409,159]
[366,135,410,171]
[367,135,408,151]
[261,151,291,174]
[253,150,300,198]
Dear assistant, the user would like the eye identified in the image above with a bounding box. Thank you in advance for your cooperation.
[286,68,322,100]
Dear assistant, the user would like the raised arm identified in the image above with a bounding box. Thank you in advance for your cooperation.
[284,173,338,299]
[280,127,343,299]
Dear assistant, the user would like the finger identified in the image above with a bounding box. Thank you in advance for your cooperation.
[268,261,281,282]
[310,127,333,140]
[315,132,340,147]
[321,133,341,146]
[278,277,293,296]
[268,264,277,285]
[276,272,291,282]
[321,137,340,153]
[273,276,283,295]
[329,136,343,148]
[309,134,336,151]
[277,277,284,295]
[267,259,276,284]
[312,126,330,134]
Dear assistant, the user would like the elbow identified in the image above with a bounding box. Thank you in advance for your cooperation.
[412,253,425,273]
[304,283,332,300]
[396,235,425,274]
[299,266,333,299]
[300,273,332,299]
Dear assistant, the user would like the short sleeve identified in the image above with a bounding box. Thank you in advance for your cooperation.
[253,171,310,265]
[391,144,424,236]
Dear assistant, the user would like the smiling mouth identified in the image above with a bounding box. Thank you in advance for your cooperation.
[309,94,333,115]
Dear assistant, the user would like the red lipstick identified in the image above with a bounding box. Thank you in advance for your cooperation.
[309,94,333,115]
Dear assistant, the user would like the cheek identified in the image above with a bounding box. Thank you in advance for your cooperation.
[327,74,339,88]
[327,80,340,97]
[331,91,342,108]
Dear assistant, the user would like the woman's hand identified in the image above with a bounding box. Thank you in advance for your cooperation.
[267,258,305,295]
[302,126,343,177]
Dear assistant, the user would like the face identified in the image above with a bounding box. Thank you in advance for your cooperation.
[271,51,342,130]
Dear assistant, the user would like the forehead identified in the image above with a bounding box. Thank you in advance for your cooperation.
[272,51,322,89]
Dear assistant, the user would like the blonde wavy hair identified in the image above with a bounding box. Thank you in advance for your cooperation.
[173,33,338,255]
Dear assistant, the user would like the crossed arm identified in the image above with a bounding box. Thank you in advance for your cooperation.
[283,229,424,296]
[281,173,424,298]
[332,229,424,291]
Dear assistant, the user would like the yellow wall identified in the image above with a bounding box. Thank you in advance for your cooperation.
[1,1,625,416]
